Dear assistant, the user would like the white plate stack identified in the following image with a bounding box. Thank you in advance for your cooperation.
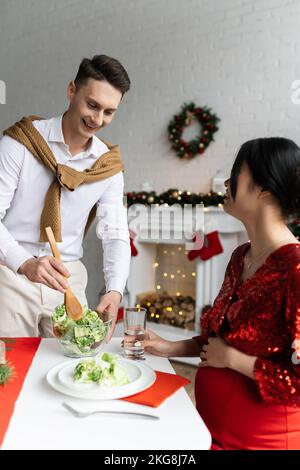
[46,357,156,400]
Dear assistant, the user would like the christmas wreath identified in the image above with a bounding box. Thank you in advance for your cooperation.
[168,102,220,159]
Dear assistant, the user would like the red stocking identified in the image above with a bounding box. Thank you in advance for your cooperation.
[129,229,138,257]
[188,230,223,261]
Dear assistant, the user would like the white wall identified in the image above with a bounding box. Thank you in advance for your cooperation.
[1,0,300,306]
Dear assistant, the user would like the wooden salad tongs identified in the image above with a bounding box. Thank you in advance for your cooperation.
[45,226,83,321]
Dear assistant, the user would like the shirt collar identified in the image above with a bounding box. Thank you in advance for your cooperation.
[48,115,106,159]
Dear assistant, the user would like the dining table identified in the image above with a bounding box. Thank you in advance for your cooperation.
[1,337,212,450]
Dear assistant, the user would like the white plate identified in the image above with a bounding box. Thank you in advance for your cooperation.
[57,358,142,393]
[46,358,156,400]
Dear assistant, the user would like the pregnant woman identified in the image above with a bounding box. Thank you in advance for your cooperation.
[141,137,300,450]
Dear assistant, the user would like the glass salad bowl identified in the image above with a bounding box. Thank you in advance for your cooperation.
[52,304,112,358]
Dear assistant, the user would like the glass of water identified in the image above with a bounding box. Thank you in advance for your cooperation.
[123,307,147,360]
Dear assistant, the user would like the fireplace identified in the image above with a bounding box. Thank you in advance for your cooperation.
[126,206,248,335]
[135,243,196,329]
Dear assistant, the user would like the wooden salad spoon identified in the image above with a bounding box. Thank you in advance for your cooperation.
[45,226,83,321]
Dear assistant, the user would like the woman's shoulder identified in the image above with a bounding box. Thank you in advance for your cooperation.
[230,241,300,269]
[230,242,250,262]
[268,243,300,272]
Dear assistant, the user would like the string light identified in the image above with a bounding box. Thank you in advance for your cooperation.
[166,307,173,312]
[163,250,168,254]
[178,247,182,251]
[136,304,141,308]
[126,189,224,208]
[147,302,151,307]
[153,262,159,268]
[179,311,183,315]
[155,314,160,319]
[160,270,191,279]
[156,284,161,290]
[150,313,155,318]
[176,292,181,296]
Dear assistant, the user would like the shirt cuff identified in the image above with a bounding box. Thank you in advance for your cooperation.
[106,281,126,300]
[5,245,34,273]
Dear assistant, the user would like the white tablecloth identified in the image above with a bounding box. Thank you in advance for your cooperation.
[2,338,211,450]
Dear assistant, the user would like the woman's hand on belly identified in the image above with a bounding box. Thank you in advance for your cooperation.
[199,336,257,379]
[200,336,234,368]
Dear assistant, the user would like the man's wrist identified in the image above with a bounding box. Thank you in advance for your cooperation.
[18,257,35,275]
[107,290,122,302]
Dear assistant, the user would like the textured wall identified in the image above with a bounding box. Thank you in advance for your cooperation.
[1,0,300,306]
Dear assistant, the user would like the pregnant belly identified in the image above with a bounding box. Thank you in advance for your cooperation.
[195,366,300,450]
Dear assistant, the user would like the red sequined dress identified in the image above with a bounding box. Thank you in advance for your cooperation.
[193,242,300,450]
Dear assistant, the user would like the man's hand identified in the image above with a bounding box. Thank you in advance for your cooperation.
[18,256,70,293]
[96,290,121,343]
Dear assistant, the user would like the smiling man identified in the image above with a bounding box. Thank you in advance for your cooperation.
[0,55,131,339]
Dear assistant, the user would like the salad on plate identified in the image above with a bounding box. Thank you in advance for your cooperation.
[73,352,130,387]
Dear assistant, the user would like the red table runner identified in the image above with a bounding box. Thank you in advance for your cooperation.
[0,337,41,447]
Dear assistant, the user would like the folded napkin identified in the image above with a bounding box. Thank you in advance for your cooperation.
[121,370,191,407]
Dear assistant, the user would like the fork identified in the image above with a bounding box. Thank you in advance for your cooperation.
[62,402,160,420]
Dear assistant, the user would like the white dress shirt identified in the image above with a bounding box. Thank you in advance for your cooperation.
[0,115,131,296]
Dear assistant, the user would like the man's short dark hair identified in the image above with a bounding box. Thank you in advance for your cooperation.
[74,54,131,95]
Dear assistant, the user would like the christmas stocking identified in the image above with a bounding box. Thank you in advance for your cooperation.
[188,230,223,261]
[129,229,138,257]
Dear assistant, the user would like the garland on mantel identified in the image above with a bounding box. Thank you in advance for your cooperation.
[126,190,300,239]
[126,189,225,208]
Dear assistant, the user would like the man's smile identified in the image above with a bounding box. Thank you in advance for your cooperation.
[82,118,99,130]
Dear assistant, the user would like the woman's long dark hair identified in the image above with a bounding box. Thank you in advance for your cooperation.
[230,137,300,216]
